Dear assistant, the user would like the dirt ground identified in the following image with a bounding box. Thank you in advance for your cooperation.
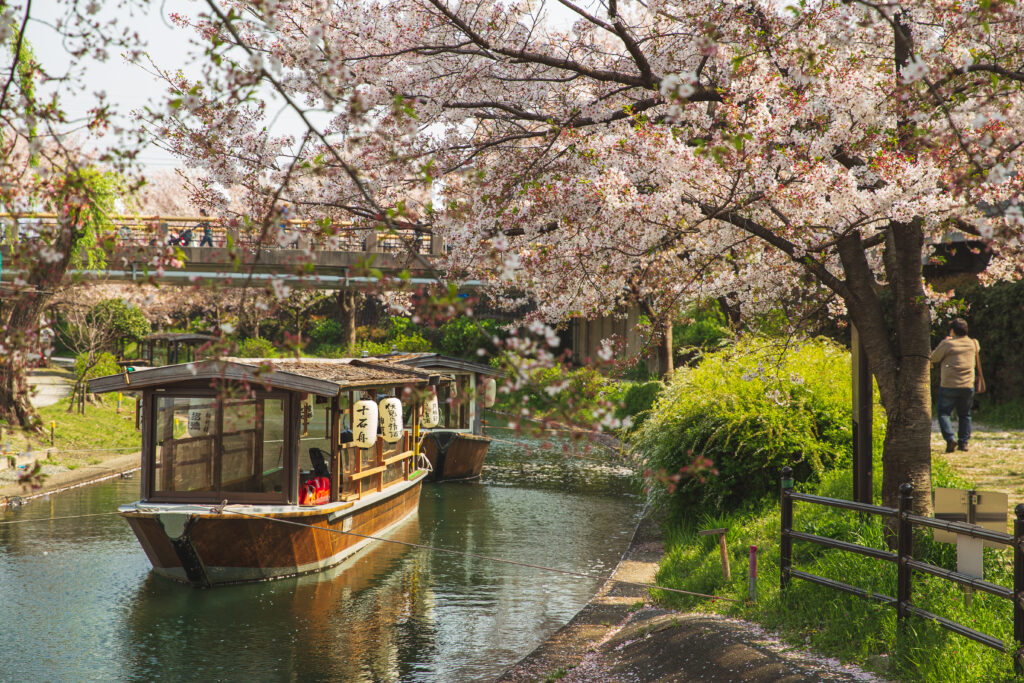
[932,420,1024,524]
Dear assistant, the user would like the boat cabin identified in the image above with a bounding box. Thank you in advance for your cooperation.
[373,353,500,434]
[89,359,442,507]
[135,332,218,367]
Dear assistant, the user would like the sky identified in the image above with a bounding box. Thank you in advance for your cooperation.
[29,0,300,170]
[28,0,585,173]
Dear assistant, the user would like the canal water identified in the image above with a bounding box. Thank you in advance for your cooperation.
[0,432,640,682]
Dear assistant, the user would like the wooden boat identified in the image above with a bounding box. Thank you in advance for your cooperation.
[89,358,442,587]
[372,353,501,482]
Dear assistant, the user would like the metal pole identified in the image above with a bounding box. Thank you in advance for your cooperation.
[897,483,914,633]
[781,466,794,592]
[1013,504,1024,675]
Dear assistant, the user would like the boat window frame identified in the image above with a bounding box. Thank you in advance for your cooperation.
[141,386,296,504]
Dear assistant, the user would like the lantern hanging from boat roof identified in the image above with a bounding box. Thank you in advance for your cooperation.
[483,377,497,408]
[352,399,379,448]
[379,397,403,443]
[421,389,440,429]
[187,398,213,437]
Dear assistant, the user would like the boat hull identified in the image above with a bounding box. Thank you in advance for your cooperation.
[422,432,491,482]
[120,473,424,587]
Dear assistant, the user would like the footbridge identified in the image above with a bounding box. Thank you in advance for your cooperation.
[0,214,477,289]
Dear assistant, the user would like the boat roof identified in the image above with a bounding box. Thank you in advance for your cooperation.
[144,332,219,344]
[372,352,501,377]
[89,358,440,397]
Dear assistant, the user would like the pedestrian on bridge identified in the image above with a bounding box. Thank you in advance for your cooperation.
[198,209,214,247]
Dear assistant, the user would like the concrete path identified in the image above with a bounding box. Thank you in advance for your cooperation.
[27,366,74,408]
[496,518,884,683]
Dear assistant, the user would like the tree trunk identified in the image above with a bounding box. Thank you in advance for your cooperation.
[0,362,36,429]
[0,201,81,428]
[0,288,51,430]
[657,318,673,380]
[836,221,933,514]
[337,289,357,349]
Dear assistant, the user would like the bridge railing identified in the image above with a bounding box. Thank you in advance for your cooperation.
[0,214,438,255]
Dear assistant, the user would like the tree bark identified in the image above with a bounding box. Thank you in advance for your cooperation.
[337,289,357,349]
[657,317,673,380]
[837,222,933,514]
[0,203,81,429]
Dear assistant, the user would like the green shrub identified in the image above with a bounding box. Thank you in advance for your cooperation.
[390,332,432,352]
[437,316,504,359]
[313,340,390,358]
[633,336,879,519]
[309,318,344,346]
[90,299,152,343]
[384,316,416,340]
[235,337,278,358]
[75,351,120,381]
[674,301,732,350]
[616,380,664,430]
[497,361,619,428]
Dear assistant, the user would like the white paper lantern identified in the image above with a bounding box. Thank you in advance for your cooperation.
[187,398,212,437]
[483,378,497,408]
[352,399,379,448]
[422,391,440,429]
[379,397,403,443]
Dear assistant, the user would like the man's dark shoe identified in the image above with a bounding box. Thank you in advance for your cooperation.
[957,442,969,452]
[946,440,957,453]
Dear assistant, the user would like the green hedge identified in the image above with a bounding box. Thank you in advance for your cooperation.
[235,337,278,358]
[75,351,120,381]
[633,337,883,519]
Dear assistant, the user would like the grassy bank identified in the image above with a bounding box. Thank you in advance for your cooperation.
[651,460,1016,682]
[4,398,140,466]
[976,397,1024,431]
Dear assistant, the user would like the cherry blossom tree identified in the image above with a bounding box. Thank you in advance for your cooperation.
[159,0,1024,513]
[0,0,160,429]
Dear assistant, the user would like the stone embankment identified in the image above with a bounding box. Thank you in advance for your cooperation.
[497,517,885,683]
[0,452,140,510]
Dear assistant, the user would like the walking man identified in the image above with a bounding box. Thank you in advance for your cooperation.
[198,209,214,247]
[931,318,985,453]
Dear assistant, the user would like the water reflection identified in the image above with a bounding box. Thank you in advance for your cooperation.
[1,436,640,682]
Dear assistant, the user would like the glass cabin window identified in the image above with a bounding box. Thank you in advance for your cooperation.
[151,394,288,500]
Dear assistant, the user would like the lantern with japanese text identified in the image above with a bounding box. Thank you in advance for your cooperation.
[483,378,497,408]
[379,397,403,443]
[352,399,378,448]
[421,390,440,429]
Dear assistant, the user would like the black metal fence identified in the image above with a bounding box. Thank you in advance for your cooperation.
[779,466,1024,672]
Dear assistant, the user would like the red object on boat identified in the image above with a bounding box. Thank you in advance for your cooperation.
[300,476,330,505]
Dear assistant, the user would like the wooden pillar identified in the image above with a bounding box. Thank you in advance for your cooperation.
[851,324,873,505]
[376,438,384,492]
[330,395,341,503]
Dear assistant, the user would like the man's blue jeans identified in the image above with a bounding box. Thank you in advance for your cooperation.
[937,387,974,446]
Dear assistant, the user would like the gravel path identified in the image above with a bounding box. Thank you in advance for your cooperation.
[932,419,1024,524]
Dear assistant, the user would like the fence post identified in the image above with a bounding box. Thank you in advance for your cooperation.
[1014,504,1024,674]
[897,482,914,633]
[780,466,794,592]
